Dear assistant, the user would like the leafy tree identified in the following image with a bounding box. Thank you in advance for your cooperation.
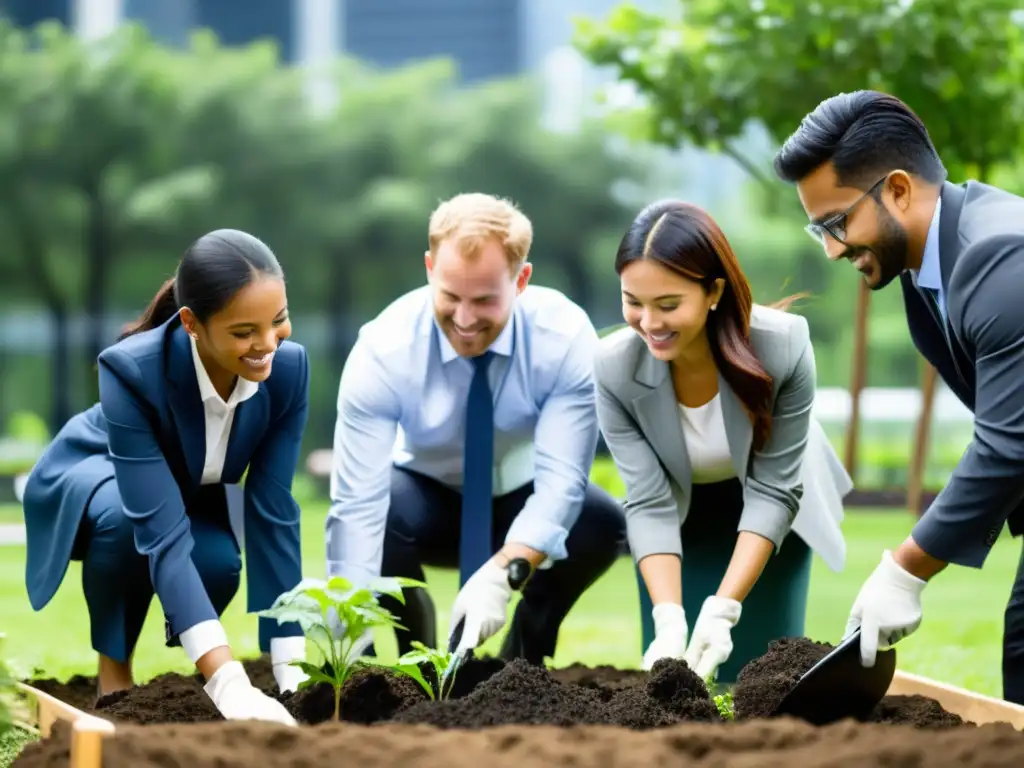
[574,0,1024,186]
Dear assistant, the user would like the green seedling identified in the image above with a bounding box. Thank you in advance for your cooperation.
[259,575,426,721]
[704,673,735,720]
[389,641,459,700]
[713,689,735,720]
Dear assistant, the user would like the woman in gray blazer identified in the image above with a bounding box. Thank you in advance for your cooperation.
[595,200,851,684]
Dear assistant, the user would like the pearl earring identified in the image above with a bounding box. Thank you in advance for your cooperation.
[711,304,718,311]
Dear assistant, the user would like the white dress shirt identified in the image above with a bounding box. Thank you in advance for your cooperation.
[326,284,600,587]
[178,336,305,668]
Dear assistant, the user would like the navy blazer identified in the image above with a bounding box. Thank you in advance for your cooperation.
[900,180,1024,568]
[23,315,308,649]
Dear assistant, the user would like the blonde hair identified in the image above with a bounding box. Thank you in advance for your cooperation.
[428,193,533,269]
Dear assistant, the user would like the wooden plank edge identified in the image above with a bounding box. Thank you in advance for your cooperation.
[888,670,1024,729]
[14,682,116,768]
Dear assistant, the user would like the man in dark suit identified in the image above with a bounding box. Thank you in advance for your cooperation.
[772,90,1024,704]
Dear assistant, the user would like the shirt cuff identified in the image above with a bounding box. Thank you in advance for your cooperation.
[503,515,569,566]
[270,636,307,666]
[179,619,229,663]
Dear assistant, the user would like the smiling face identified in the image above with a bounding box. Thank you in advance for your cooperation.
[796,162,912,290]
[426,236,532,358]
[181,275,291,388]
[620,258,724,362]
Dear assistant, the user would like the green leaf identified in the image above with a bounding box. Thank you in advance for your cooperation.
[396,649,434,666]
[291,661,336,686]
[326,576,354,594]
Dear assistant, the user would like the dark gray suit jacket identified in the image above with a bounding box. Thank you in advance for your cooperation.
[903,180,1024,568]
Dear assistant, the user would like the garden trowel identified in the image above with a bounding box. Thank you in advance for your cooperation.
[440,617,469,696]
[773,628,897,725]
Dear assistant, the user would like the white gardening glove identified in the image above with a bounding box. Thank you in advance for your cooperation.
[449,561,513,653]
[844,549,927,667]
[642,603,689,670]
[270,637,308,694]
[204,660,298,726]
[684,595,742,680]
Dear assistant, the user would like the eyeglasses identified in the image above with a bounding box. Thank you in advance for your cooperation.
[804,175,888,247]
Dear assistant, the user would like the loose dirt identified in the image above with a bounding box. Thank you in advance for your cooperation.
[15,638,1013,768]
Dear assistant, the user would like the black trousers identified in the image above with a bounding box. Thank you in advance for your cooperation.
[375,466,627,664]
[1004,539,1024,704]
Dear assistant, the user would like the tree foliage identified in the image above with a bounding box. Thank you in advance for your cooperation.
[574,0,1024,184]
[0,20,647,438]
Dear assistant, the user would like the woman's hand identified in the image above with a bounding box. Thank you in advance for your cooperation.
[642,602,689,670]
[683,595,741,679]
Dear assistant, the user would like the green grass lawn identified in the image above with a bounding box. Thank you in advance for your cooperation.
[0,505,21,526]
[1,504,1018,699]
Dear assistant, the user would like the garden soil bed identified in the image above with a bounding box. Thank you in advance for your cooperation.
[14,637,1024,767]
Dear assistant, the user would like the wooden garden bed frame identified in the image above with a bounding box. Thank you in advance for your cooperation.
[13,670,1024,768]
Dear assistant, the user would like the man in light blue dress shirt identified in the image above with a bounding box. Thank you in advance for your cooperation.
[325,192,626,662]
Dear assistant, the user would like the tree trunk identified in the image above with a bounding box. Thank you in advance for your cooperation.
[50,304,73,431]
[84,185,112,404]
[8,197,72,433]
[560,254,593,312]
[908,362,937,516]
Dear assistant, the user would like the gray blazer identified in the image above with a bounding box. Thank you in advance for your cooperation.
[595,304,850,571]
[900,180,1024,567]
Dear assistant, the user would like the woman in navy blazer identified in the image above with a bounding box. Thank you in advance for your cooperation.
[22,229,309,725]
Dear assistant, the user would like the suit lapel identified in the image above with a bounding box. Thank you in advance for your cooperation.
[166,323,206,488]
[717,372,752,481]
[632,353,691,491]
[222,390,269,482]
[938,181,966,294]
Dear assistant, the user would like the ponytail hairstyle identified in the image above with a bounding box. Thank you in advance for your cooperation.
[119,229,283,341]
[615,201,803,451]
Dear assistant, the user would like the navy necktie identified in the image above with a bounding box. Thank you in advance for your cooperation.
[459,351,494,587]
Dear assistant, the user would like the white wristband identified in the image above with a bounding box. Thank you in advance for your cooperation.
[179,619,229,663]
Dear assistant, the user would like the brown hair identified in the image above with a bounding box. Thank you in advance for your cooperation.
[615,201,803,451]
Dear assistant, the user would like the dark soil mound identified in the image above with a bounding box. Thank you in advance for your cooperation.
[18,638,975,733]
[733,636,834,719]
[869,694,967,729]
[732,636,971,730]
[390,657,720,729]
[95,671,222,724]
[26,673,97,713]
[643,656,718,720]
[391,658,612,728]
[548,663,648,694]
[284,665,427,724]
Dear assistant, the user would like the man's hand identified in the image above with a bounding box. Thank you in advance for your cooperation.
[683,596,741,680]
[204,660,298,726]
[449,561,514,653]
[844,549,928,667]
[642,603,688,670]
